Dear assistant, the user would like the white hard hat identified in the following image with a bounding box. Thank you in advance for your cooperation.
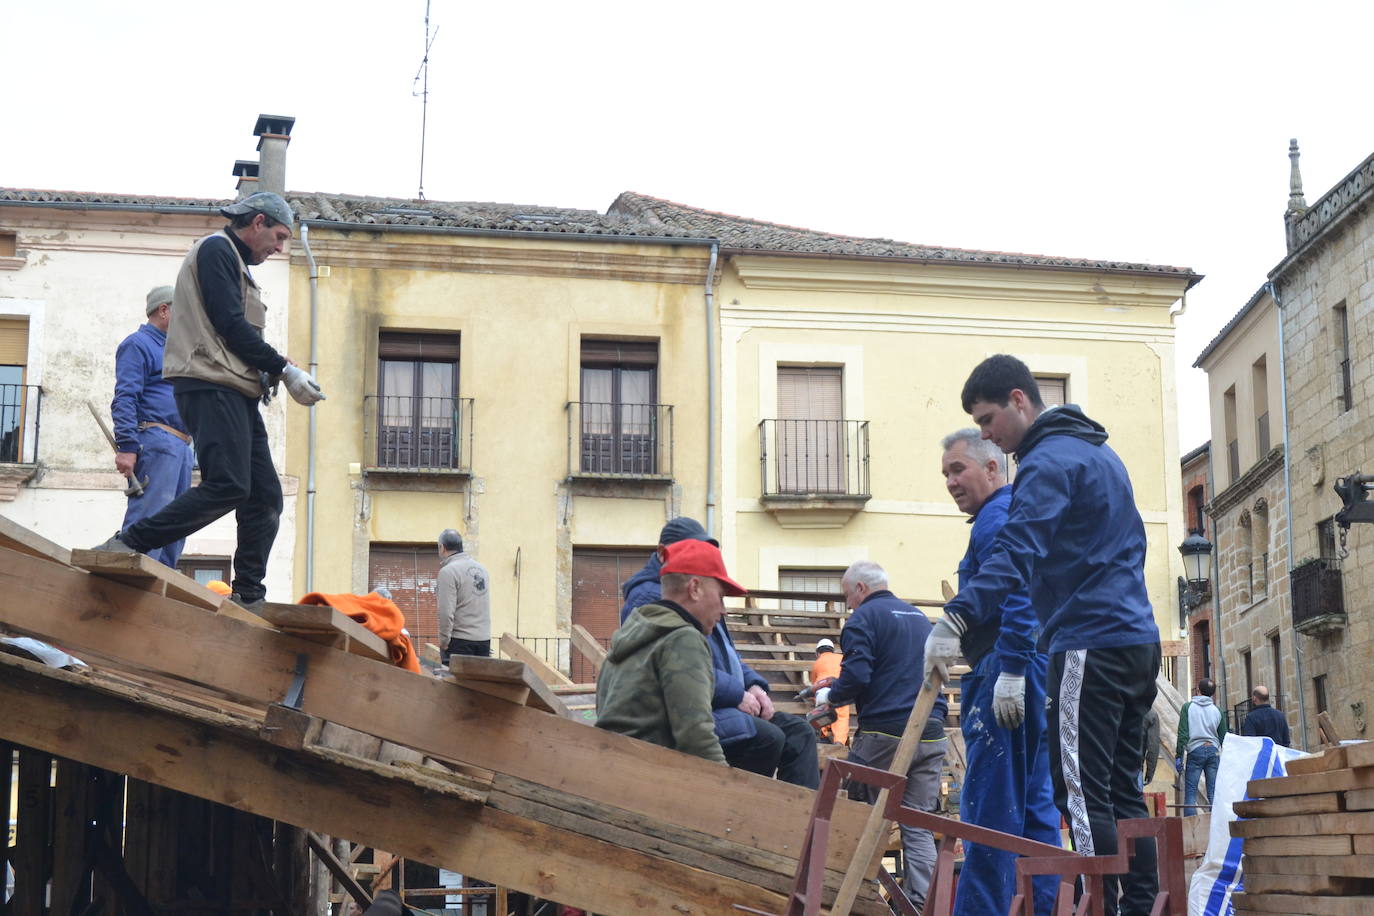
[815,638,836,651]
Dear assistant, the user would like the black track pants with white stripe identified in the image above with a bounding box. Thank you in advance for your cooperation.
[1047,642,1161,916]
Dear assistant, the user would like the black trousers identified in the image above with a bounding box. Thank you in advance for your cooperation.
[123,388,281,602]
[723,710,819,789]
[446,638,491,659]
[1047,643,1161,916]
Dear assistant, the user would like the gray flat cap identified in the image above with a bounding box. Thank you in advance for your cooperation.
[220,191,294,227]
[145,285,174,315]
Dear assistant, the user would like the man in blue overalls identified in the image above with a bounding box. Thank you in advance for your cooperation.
[110,286,194,568]
[940,427,1061,916]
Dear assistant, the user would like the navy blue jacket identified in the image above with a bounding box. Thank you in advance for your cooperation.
[943,405,1159,654]
[111,323,186,453]
[1242,704,1291,746]
[958,485,1039,676]
[826,590,947,735]
[620,553,770,746]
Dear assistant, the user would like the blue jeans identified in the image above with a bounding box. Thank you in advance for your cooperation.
[954,653,1061,916]
[1183,744,1220,816]
[120,425,193,568]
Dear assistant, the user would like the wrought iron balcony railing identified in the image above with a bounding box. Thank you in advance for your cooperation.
[566,401,673,478]
[0,384,41,464]
[363,395,473,472]
[1291,557,1345,635]
[759,419,870,498]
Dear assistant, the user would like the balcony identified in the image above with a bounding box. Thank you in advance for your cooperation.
[1291,557,1346,635]
[362,395,473,475]
[758,419,870,528]
[0,384,41,500]
[566,401,673,481]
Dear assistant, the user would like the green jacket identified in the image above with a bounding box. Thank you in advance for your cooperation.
[595,602,725,764]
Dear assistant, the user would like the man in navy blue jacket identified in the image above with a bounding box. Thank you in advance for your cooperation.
[821,560,946,910]
[110,286,193,568]
[925,355,1161,916]
[620,516,818,788]
[940,429,1060,916]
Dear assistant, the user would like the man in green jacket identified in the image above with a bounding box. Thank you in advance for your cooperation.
[1175,678,1228,816]
[596,539,746,763]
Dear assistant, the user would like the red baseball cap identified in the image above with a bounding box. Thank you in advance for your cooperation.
[661,539,748,597]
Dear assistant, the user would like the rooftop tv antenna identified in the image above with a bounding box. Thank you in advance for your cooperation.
[412,0,439,200]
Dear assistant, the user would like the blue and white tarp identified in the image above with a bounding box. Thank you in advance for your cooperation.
[1187,734,1307,916]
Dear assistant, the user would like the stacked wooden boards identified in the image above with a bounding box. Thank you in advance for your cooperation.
[1232,739,1374,914]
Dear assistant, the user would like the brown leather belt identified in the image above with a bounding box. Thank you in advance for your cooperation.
[139,421,191,444]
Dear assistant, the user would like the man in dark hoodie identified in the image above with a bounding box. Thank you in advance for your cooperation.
[924,355,1161,916]
[597,539,743,763]
[620,517,819,788]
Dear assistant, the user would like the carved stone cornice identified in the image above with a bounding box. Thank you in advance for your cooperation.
[1208,446,1285,516]
[0,463,39,501]
[1275,153,1374,279]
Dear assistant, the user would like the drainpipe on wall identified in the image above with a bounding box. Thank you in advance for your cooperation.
[1269,279,1310,749]
[704,243,719,537]
[301,223,320,592]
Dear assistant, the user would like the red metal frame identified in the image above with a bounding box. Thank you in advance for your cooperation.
[766,759,1186,916]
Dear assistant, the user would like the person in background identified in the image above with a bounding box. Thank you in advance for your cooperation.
[1241,686,1291,746]
[1175,678,1227,816]
[808,638,849,745]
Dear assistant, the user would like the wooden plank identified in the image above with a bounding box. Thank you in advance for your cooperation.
[570,624,606,676]
[1247,767,1374,798]
[1232,893,1374,916]
[1356,833,1374,855]
[307,830,373,909]
[71,548,229,610]
[1346,787,1374,810]
[1344,740,1374,770]
[1241,873,1374,895]
[1280,752,1332,776]
[51,759,93,912]
[0,513,72,566]
[732,623,843,637]
[13,748,52,914]
[0,545,874,871]
[1232,792,1340,818]
[1231,810,1374,839]
[1242,834,1352,856]
[0,657,819,916]
[0,742,10,898]
[1318,710,1344,746]
[1244,853,1374,878]
[498,633,575,685]
[259,601,390,662]
[447,655,567,716]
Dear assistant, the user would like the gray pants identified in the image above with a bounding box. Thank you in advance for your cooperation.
[847,727,949,909]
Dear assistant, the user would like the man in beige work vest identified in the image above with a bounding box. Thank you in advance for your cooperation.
[93,192,325,612]
[437,528,492,660]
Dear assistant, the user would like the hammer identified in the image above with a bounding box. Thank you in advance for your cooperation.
[87,401,148,498]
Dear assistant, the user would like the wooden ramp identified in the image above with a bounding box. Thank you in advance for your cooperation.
[0,525,888,915]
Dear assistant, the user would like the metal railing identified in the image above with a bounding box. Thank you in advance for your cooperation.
[1233,695,1285,728]
[1256,412,1270,453]
[1340,358,1353,412]
[1291,557,1345,633]
[0,384,41,464]
[363,395,473,472]
[759,419,869,497]
[566,401,672,478]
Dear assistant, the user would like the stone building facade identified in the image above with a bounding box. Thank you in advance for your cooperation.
[1271,144,1374,747]
[1195,286,1292,733]
[1180,442,1215,688]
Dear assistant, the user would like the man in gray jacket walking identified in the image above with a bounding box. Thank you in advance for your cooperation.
[437,529,491,661]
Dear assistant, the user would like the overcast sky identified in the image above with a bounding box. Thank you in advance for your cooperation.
[4,0,1369,450]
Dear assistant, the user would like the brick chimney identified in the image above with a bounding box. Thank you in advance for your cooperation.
[253,114,295,196]
[232,160,259,200]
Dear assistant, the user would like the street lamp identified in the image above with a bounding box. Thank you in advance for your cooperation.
[1178,532,1213,613]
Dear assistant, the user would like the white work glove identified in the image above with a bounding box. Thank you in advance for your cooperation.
[814,687,831,707]
[922,616,965,688]
[281,364,326,406]
[993,672,1026,729]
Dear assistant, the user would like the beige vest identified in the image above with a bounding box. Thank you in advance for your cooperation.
[164,231,268,398]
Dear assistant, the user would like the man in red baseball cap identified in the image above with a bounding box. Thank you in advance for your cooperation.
[595,540,746,762]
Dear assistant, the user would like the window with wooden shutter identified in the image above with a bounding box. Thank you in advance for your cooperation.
[579,339,659,475]
[0,318,29,463]
[775,367,844,493]
[572,547,654,681]
[778,568,845,613]
[376,332,461,470]
[369,543,442,645]
[1034,375,1066,408]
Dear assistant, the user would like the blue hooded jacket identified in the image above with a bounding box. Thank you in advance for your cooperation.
[111,323,186,452]
[943,405,1159,654]
[620,553,769,746]
[826,589,948,735]
[957,485,1039,677]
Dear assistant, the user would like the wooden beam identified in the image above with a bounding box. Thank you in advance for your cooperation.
[447,655,568,716]
[259,602,390,663]
[570,624,606,676]
[499,633,574,685]
[0,513,72,566]
[0,544,874,873]
[70,549,226,611]
[306,831,373,910]
[0,655,814,916]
